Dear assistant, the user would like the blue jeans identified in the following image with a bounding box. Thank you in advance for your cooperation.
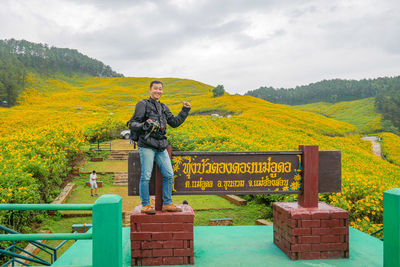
[138,146,174,206]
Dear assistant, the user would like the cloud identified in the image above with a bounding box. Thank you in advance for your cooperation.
[0,0,399,93]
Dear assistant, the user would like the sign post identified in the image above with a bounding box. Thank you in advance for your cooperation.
[298,145,319,208]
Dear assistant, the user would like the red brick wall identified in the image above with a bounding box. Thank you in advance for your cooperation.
[273,202,349,260]
[131,207,194,266]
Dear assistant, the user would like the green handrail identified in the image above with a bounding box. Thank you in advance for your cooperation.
[0,195,122,267]
[0,204,93,210]
[0,232,93,241]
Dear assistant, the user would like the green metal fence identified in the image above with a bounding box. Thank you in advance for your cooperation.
[89,141,112,151]
[0,194,122,267]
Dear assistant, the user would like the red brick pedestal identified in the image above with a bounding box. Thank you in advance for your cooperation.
[130,205,194,266]
[273,202,349,260]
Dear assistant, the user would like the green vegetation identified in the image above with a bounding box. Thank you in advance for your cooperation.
[212,84,225,97]
[294,98,382,134]
[85,149,110,160]
[0,38,123,107]
[379,132,400,167]
[246,76,400,134]
[0,45,26,106]
[376,82,400,131]
[246,76,400,105]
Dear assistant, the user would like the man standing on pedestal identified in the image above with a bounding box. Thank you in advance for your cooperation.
[128,81,191,214]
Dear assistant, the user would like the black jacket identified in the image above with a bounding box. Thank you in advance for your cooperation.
[129,97,190,151]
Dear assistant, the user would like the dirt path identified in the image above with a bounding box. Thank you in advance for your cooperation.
[362,136,382,158]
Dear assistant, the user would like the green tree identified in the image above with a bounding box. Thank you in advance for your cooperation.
[213,85,225,97]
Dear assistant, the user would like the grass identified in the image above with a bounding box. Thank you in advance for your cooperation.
[35,217,93,264]
[110,139,135,150]
[294,97,382,134]
[80,160,127,173]
[194,202,271,226]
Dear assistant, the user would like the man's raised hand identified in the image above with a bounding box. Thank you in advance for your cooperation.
[183,101,191,108]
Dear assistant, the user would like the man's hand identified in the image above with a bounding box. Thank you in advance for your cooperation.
[183,101,191,108]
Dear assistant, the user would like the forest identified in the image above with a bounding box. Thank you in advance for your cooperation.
[0,39,123,106]
[246,76,400,132]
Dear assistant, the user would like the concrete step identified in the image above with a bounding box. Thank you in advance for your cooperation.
[256,219,273,226]
[123,212,131,227]
[109,151,130,160]
[114,172,128,185]
[109,156,129,160]
[219,195,247,206]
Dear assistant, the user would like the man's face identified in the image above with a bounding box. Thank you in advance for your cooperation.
[149,83,163,100]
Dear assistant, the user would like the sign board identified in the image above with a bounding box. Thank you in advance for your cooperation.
[128,150,341,196]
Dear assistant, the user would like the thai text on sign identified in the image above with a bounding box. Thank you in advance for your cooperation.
[171,152,302,195]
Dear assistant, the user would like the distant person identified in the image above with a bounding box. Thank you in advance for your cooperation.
[128,80,191,214]
[90,170,99,197]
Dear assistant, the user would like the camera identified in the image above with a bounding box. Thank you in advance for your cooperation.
[143,120,166,140]
[143,120,160,131]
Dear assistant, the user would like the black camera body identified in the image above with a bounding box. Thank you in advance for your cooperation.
[143,120,166,140]
[143,120,160,132]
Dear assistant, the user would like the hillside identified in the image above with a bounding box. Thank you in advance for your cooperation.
[1,75,400,237]
[245,76,400,134]
[245,76,400,105]
[294,98,382,134]
[0,39,123,106]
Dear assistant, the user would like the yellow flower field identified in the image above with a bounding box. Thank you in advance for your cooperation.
[379,132,400,167]
[1,74,399,237]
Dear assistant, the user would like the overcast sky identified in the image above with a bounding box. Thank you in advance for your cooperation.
[1,0,399,94]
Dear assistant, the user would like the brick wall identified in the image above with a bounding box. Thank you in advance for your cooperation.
[131,206,194,266]
[273,202,349,260]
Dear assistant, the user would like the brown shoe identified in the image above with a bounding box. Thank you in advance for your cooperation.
[162,204,182,212]
[141,205,156,214]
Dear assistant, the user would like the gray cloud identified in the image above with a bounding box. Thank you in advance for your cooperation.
[0,0,399,93]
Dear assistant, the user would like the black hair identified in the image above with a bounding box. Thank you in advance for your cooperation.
[183,200,188,205]
[150,80,163,88]
[92,170,96,173]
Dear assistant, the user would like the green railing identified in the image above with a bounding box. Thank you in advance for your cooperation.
[0,224,74,266]
[0,194,122,267]
[89,141,111,151]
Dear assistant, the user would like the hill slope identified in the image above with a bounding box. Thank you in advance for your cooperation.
[0,39,123,106]
[245,76,400,105]
[1,75,399,237]
[294,98,382,134]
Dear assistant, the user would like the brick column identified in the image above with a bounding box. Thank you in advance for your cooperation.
[273,202,349,260]
[130,205,194,266]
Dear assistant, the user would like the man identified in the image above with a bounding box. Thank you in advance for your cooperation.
[129,80,191,214]
[90,170,98,197]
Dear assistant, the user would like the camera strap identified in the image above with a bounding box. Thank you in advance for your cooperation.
[154,100,163,126]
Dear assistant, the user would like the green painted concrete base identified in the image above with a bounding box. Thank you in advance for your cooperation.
[53,226,382,267]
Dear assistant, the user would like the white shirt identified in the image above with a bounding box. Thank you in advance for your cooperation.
[90,173,97,182]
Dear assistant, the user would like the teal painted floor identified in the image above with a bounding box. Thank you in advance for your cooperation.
[53,226,382,266]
